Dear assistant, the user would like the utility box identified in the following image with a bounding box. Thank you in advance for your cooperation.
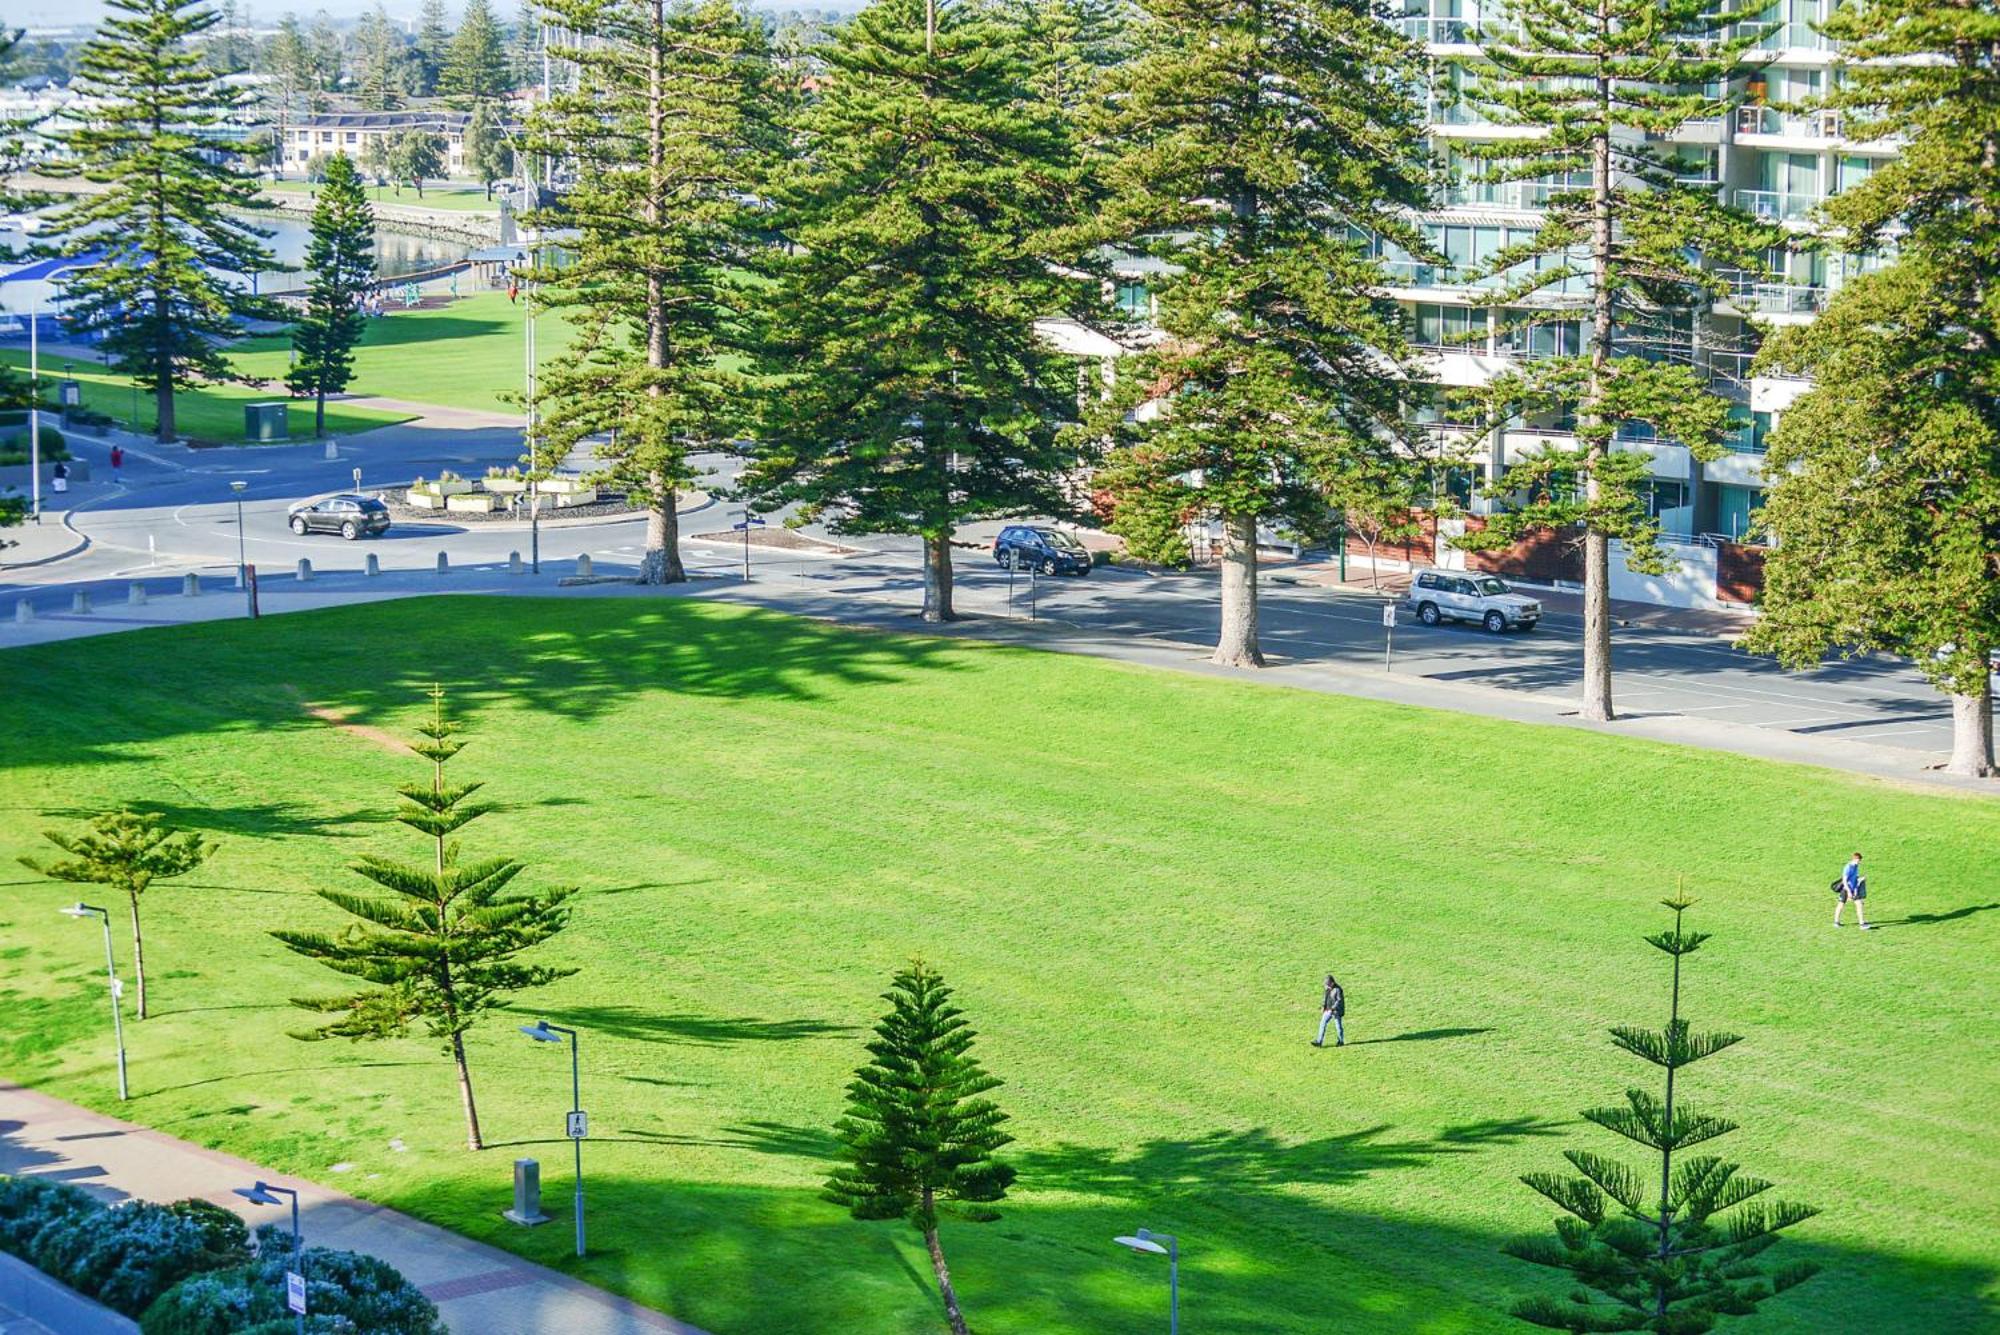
[244,402,290,442]
[57,380,80,409]
[503,1158,551,1226]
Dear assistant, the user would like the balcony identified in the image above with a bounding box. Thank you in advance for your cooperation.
[1733,187,1824,222]
[1400,15,1521,44]
[1735,105,1843,139]
[1719,273,1828,315]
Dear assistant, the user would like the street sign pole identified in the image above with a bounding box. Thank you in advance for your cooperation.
[733,512,765,581]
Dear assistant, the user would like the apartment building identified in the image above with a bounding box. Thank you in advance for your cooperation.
[280,110,482,179]
[1379,0,1895,607]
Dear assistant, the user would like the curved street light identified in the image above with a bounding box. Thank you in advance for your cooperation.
[1113,1227,1179,1334]
[519,1018,585,1257]
[234,1181,304,1335]
[59,903,126,1100]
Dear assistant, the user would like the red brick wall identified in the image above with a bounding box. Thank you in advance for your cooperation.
[1715,541,1767,604]
[1461,517,1584,584]
[1344,513,1437,567]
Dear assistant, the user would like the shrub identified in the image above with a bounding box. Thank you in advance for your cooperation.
[141,1230,444,1335]
[0,428,72,467]
[34,1199,227,1316]
[0,1175,98,1256]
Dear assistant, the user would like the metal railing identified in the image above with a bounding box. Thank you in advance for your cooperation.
[1736,105,1842,138]
[1734,187,1823,221]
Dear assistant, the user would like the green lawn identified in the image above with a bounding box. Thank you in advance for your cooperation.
[0,598,1993,1334]
[0,350,414,446]
[230,291,585,417]
[260,179,504,214]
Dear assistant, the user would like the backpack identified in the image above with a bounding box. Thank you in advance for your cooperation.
[1829,877,1845,896]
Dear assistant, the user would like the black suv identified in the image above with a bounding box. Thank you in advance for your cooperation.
[993,525,1092,576]
[287,494,392,540]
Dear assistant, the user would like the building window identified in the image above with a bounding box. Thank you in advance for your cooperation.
[1411,303,1489,350]
[345,132,357,144]
[1497,311,1580,359]
[1113,282,1151,319]
[1715,484,1763,540]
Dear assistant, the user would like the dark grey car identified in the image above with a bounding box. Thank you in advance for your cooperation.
[288,494,392,540]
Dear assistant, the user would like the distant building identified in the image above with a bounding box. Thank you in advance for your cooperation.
[284,109,511,180]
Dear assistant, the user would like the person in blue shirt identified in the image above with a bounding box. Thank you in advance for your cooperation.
[1835,851,1871,929]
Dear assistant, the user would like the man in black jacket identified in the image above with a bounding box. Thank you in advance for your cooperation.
[1313,975,1345,1047]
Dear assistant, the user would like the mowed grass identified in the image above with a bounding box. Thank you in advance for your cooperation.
[0,349,413,445]
[259,179,504,214]
[0,597,1993,1334]
[229,291,587,417]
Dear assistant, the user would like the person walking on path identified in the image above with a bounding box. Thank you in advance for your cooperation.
[1313,974,1345,1047]
[1834,852,1872,929]
[50,461,68,495]
[109,445,123,479]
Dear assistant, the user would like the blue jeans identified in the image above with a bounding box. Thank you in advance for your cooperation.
[1316,1011,1344,1045]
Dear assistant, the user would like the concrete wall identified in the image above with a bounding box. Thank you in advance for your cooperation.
[0,1251,140,1335]
[1610,539,1723,612]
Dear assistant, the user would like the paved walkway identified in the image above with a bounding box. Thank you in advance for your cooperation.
[0,1301,54,1335]
[0,1083,709,1335]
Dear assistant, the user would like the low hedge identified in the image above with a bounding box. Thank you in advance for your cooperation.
[140,1225,444,1335]
[0,1176,248,1317]
[0,1177,437,1333]
[0,427,70,466]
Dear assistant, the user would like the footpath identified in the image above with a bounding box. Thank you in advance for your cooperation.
[0,1082,708,1335]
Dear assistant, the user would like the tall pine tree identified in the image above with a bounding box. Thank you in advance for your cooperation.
[441,0,510,105]
[1741,0,2000,779]
[825,960,1014,1335]
[46,0,276,443]
[743,0,1093,621]
[1742,261,1999,778]
[1079,0,1431,666]
[510,0,542,91]
[355,4,404,110]
[1454,0,1775,720]
[273,688,575,1152]
[286,153,375,436]
[412,0,451,97]
[1507,892,1818,1330]
[525,0,774,584]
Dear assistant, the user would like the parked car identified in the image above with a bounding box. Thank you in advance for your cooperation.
[993,525,1092,576]
[1405,568,1541,632]
[288,493,392,540]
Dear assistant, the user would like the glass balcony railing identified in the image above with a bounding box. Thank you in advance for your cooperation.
[1718,272,1828,314]
[1399,15,1521,44]
[1734,187,1824,221]
[1736,105,1843,138]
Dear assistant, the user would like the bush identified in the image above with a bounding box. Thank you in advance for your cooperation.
[0,1178,254,1320]
[0,427,71,467]
[0,1175,98,1256]
[141,1228,444,1335]
[34,1199,231,1317]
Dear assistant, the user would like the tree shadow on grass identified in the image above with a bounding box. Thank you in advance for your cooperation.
[35,800,390,839]
[607,1120,840,1162]
[0,597,974,771]
[1014,1117,1564,1199]
[382,1164,1996,1335]
[506,1003,857,1047]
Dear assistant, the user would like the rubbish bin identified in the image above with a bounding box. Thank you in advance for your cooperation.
[244,402,290,442]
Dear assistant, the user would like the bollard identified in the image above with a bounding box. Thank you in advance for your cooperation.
[503,1159,551,1226]
[14,599,31,624]
[296,558,313,581]
[365,553,380,577]
[128,583,147,606]
[182,573,200,597]
[575,553,593,579]
[509,551,523,575]
[71,590,92,615]
[436,551,450,574]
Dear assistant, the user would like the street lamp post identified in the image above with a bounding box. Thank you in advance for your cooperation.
[1113,1228,1179,1335]
[523,263,541,574]
[59,904,127,1101]
[230,480,252,615]
[519,1019,585,1257]
[234,1181,304,1335]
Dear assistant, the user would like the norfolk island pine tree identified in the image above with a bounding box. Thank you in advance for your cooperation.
[1451,0,1779,720]
[1507,891,1818,1331]
[825,960,1014,1335]
[1074,0,1434,667]
[272,688,575,1152]
[524,0,777,585]
[742,0,1097,622]
[286,153,375,437]
[19,811,215,1022]
[1734,0,2000,780]
[44,0,277,444]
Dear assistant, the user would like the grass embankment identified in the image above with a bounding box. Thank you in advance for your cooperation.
[260,179,504,215]
[0,597,1993,1333]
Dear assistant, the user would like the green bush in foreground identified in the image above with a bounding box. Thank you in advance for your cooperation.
[140,1226,444,1335]
[0,1176,248,1318]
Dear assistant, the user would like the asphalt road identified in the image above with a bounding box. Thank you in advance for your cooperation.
[4,422,1977,764]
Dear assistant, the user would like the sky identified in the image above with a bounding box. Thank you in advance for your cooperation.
[18,0,864,25]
